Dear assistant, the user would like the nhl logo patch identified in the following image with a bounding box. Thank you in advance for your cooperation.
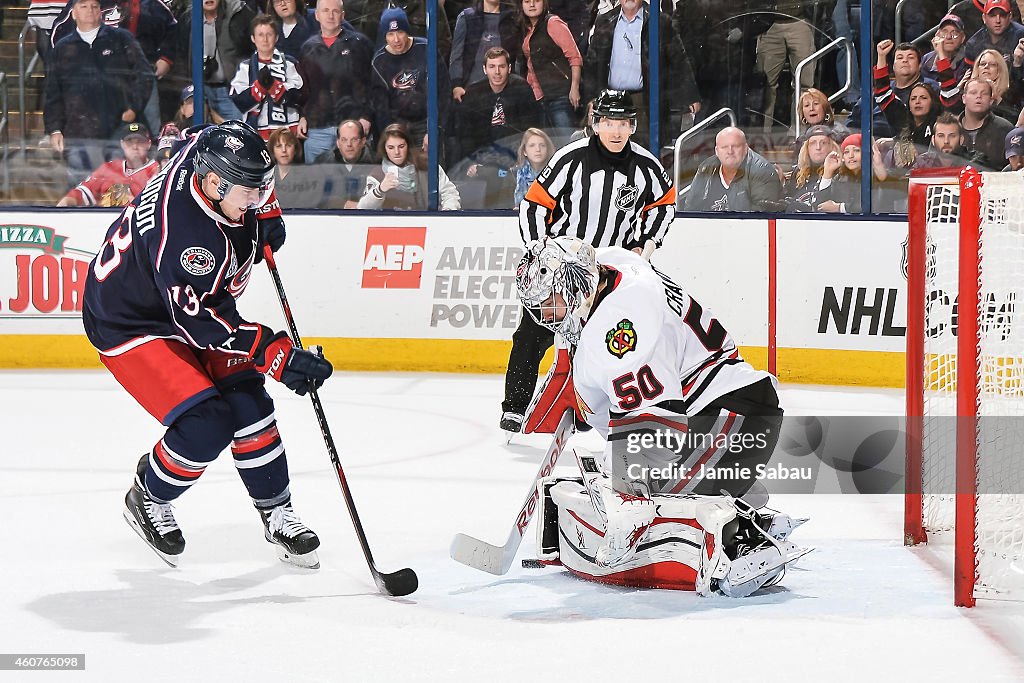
[605,319,637,358]
[181,247,216,276]
[614,184,640,211]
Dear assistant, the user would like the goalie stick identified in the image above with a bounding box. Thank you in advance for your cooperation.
[451,409,575,574]
[640,239,656,261]
[263,246,418,597]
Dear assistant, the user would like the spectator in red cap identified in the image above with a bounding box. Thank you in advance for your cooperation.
[964,0,1024,67]
[948,0,1021,42]
[922,14,970,84]
[817,132,887,213]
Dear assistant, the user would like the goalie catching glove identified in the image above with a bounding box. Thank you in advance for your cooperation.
[253,327,333,395]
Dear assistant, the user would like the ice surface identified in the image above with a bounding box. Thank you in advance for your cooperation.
[2,371,1023,682]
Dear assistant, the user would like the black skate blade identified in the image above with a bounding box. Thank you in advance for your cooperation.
[375,567,418,597]
[522,558,561,569]
[122,507,180,568]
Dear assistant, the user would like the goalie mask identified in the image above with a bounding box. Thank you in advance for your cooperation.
[516,237,600,345]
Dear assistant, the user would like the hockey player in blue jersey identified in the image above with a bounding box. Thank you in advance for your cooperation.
[83,121,334,569]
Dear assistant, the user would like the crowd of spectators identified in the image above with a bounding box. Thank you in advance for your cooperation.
[25,0,1024,213]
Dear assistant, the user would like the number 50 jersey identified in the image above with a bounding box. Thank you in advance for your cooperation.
[572,248,775,437]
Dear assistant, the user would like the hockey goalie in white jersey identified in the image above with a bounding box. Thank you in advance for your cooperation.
[516,237,810,597]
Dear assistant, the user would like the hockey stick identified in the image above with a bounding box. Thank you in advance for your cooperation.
[450,409,575,575]
[263,246,418,597]
[640,239,656,261]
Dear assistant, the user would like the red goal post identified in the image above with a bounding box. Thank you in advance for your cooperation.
[906,167,1024,608]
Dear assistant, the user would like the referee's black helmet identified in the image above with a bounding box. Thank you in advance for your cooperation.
[592,90,637,120]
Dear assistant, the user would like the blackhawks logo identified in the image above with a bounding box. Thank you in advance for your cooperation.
[605,319,637,358]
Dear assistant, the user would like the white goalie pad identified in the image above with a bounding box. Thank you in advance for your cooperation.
[547,480,734,591]
[541,481,811,595]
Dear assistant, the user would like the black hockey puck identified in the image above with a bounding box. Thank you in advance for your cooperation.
[522,559,545,569]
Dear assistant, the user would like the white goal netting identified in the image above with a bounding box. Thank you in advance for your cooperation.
[920,171,1024,599]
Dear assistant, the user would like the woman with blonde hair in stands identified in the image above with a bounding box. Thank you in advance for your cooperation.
[817,132,888,213]
[970,48,1020,122]
[794,88,849,153]
[513,127,554,205]
[798,88,838,127]
[783,125,840,212]
[358,124,461,210]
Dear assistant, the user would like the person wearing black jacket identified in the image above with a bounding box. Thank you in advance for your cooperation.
[45,0,153,186]
[959,76,1014,170]
[683,126,783,212]
[449,0,521,99]
[296,0,374,163]
[370,6,451,147]
[455,47,542,206]
[351,0,452,60]
[50,0,177,135]
[583,0,700,150]
[316,119,378,208]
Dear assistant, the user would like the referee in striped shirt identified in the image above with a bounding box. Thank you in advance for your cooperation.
[500,89,676,433]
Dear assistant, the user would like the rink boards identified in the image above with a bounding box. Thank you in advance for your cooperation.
[0,211,906,386]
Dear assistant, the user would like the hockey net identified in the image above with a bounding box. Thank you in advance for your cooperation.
[906,168,1024,607]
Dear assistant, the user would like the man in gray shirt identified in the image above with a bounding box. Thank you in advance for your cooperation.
[683,127,784,212]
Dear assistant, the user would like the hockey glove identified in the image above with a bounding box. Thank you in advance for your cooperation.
[250,80,267,101]
[257,66,274,89]
[254,329,333,396]
[268,80,287,102]
[255,215,286,262]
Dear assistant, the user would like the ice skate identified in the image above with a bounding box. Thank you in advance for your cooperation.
[500,412,523,444]
[716,505,812,597]
[764,512,808,542]
[594,481,655,568]
[123,454,185,567]
[733,497,808,543]
[717,538,813,597]
[259,502,321,569]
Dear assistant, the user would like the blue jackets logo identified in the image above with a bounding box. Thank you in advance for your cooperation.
[180,247,216,276]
